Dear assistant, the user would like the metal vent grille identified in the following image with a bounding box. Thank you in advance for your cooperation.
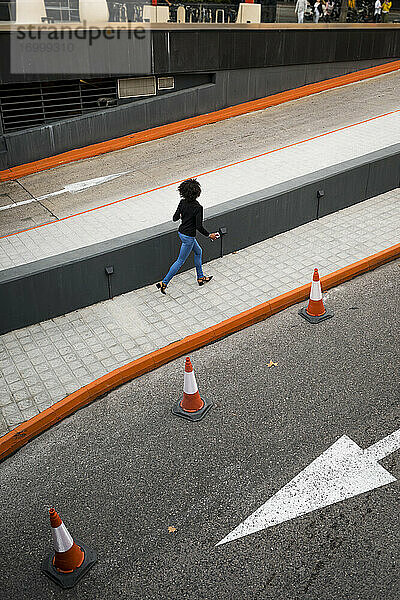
[0,78,117,134]
[158,77,175,90]
[118,77,156,98]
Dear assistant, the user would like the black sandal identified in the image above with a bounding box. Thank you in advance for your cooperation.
[197,276,213,286]
[156,282,167,295]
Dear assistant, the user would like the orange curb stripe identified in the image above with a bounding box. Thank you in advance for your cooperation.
[1,242,399,462]
[0,59,399,183]
[1,107,399,241]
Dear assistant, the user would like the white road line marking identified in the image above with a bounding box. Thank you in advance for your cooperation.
[364,428,400,461]
[216,427,400,546]
[0,197,37,211]
[0,171,130,212]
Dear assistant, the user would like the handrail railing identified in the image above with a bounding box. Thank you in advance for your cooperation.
[108,1,144,22]
[110,2,240,24]
[169,4,239,24]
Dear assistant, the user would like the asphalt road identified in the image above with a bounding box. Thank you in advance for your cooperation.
[1,70,399,236]
[0,260,399,600]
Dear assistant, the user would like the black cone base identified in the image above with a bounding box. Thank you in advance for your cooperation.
[172,398,213,421]
[299,306,334,324]
[42,542,97,589]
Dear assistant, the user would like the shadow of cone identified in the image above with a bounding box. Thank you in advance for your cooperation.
[299,268,334,324]
[42,508,97,589]
[172,356,212,421]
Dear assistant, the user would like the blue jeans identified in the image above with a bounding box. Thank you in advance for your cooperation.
[163,233,204,285]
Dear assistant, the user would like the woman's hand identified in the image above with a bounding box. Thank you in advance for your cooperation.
[209,232,219,241]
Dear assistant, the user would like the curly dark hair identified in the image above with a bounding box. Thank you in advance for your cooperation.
[178,178,201,202]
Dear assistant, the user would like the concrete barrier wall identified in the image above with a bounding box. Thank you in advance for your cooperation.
[0,144,399,334]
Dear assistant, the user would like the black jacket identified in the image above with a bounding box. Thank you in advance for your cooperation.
[173,199,209,237]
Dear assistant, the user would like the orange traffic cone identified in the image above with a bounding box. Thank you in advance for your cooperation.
[42,508,97,589]
[172,357,212,421]
[299,268,334,324]
[50,508,84,573]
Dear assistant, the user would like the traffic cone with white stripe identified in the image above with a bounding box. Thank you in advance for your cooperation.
[42,508,97,589]
[299,268,334,324]
[172,356,212,421]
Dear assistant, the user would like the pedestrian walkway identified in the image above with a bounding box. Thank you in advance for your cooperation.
[0,187,399,436]
[0,110,399,272]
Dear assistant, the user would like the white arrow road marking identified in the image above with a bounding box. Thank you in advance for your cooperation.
[216,428,400,547]
[0,171,130,212]
[364,428,400,461]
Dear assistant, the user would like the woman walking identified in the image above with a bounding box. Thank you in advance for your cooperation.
[156,179,219,294]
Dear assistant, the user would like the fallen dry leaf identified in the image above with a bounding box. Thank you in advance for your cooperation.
[168,526,177,533]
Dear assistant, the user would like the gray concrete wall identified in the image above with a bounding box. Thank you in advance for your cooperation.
[0,144,398,334]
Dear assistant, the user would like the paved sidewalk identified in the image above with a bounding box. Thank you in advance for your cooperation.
[0,110,399,272]
[0,188,399,436]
